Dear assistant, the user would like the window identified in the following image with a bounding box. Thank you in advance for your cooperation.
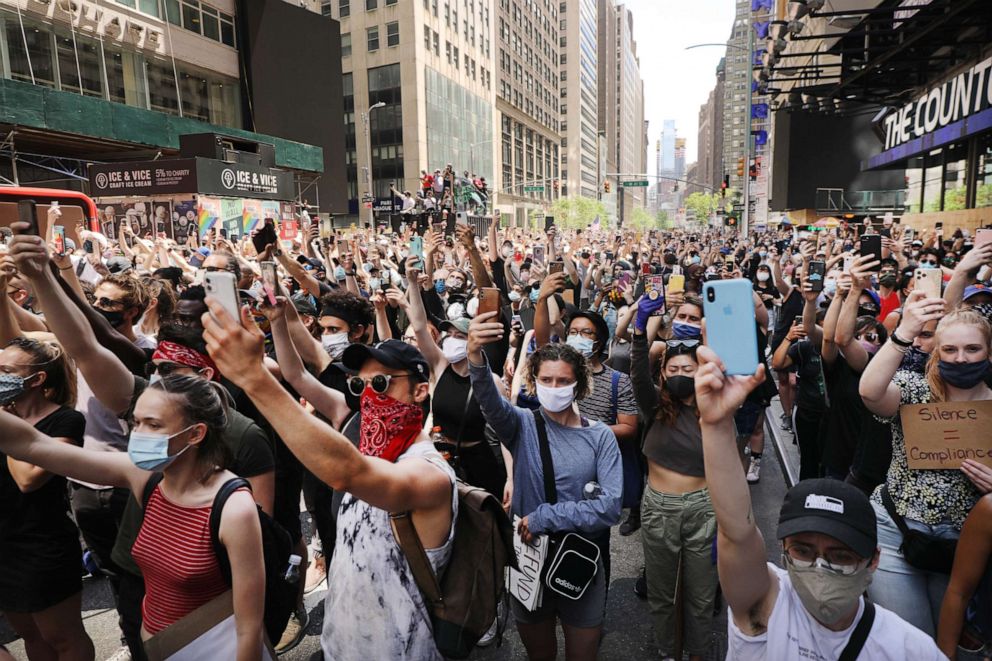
[366,0,376,9]
[386,21,399,46]
[453,46,459,68]
[146,59,180,114]
[182,0,201,33]
[56,32,102,97]
[6,21,56,87]
[424,25,431,49]
[433,31,439,55]
[386,0,397,4]
[219,12,235,46]
[342,32,352,57]
[201,4,220,41]
[340,0,350,16]
[367,26,379,50]
[446,41,452,62]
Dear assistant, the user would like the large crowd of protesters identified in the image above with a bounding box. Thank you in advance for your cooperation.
[0,181,990,661]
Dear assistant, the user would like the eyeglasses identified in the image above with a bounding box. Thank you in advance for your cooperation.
[666,339,700,350]
[204,265,235,273]
[152,361,199,377]
[347,373,411,396]
[783,544,864,576]
[567,328,597,338]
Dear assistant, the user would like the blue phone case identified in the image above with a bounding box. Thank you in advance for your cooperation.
[703,279,759,376]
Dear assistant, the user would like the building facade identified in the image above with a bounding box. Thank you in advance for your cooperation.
[722,0,749,196]
[697,57,725,193]
[323,0,495,217]
[0,0,338,206]
[559,0,597,199]
[493,0,561,223]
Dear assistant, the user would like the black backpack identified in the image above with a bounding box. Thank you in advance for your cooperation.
[140,474,297,644]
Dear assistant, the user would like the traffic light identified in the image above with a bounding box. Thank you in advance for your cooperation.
[721,174,729,197]
[736,157,745,177]
[725,216,738,227]
[604,181,611,193]
[553,179,559,192]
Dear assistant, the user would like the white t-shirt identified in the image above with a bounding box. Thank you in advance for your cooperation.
[727,564,946,661]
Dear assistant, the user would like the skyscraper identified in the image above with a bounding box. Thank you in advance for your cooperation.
[723,0,750,196]
[560,0,599,199]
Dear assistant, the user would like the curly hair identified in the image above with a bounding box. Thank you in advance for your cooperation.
[522,343,592,400]
[100,273,149,315]
[141,275,177,322]
[318,289,374,328]
[926,309,992,403]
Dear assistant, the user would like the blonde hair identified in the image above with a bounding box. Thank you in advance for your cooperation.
[925,309,992,402]
[6,332,77,407]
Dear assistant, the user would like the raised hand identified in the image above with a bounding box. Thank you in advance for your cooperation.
[201,300,266,389]
[258,295,288,322]
[467,311,504,359]
[7,223,50,280]
[896,290,944,340]
[694,345,766,426]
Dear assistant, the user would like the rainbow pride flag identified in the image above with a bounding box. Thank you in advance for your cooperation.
[197,207,217,239]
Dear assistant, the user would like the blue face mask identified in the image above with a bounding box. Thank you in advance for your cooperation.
[128,425,196,472]
[529,288,540,303]
[672,322,702,340]
[565,335,596,358]
[435,280,446,294]
[690,255,701,265]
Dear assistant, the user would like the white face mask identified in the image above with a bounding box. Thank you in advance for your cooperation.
[321,331,350,360]
[442,337,468,364]
[757,271,770,282]
[536,382,576,413]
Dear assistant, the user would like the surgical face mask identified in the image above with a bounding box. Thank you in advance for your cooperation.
[786,559,872,627]
[938,359,991,389]
[128,425,196,471]
[508,291,521,302]
[756,271,770,282]
[446,277,465,293]
[0,373,37,405]
[565,335,596,358]
[535,382,576,413]
[689,255,701,265]
[823,279,837,296]
[858,339,879,356]
[369,277,381,291]
[466,297,479,317]
[442,336,468,364]
[435,279,446,294]
[501,245,513,259]
[758,250,767,258]
[321,331,350,360]
[529,289,540,303]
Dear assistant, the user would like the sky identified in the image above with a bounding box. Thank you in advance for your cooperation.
[622,0,737,174]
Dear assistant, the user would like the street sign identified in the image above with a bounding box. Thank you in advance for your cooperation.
[524,186,545,193]
[622,180,649,187]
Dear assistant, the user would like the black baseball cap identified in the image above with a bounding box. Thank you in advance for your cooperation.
[776,478,877,558]
[342,339,430,383]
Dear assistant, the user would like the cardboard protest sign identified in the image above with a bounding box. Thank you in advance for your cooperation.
[900,400,992,469]
[507,514,548,612]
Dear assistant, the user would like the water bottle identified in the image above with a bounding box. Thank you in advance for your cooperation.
[583,481,603,500]
[283,554,302,585]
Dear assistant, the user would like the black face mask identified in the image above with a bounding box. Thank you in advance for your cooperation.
[665,375,696,400]
[858,306,879,319]
[96,306,127,328]
[879,273,898,288]
[899,347,930,374]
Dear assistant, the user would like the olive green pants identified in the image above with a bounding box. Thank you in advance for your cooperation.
[640,485,719,657]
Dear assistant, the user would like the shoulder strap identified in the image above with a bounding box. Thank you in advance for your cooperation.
[880,487,912,538]
[390,512,443,606]
[208,477,252,582]
[531,409,557,505]
[838,600,876,661]
[609,369,621,425]
[140,472,165,510]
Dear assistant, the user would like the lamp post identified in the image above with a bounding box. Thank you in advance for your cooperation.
[686,39,754,234]
[362,101,386,228]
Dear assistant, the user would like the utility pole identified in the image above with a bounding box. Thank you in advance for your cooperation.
[362,101,386,228]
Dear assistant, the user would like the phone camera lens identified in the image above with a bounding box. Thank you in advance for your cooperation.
[707,289,715,302]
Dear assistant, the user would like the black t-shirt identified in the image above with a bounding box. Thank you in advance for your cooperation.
[0,407,84,546]
[787,340,828,413]
[774,288,803,340]
[433,366,487,442]
[820,357,870,476]
[753,280,778,309]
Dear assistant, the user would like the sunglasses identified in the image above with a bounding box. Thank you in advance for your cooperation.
[666,339,700,350]
[347,373,411,396]
[95,296,125,310]
[859,333,879,343]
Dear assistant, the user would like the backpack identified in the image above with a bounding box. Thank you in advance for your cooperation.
[391,481,518,659]
[141,474,296,644]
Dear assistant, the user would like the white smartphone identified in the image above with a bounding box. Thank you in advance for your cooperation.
[204,271,240,322]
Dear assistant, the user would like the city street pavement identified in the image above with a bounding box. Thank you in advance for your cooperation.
[0,414,792,660]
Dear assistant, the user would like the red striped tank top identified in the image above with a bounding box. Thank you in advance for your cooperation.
[131,485,232,635]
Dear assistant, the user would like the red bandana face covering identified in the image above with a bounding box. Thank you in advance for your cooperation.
[359,386,425,462]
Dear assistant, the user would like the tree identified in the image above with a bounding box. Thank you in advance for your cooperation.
[626,206,655,232]
[550,196,607,230]
[656,209,673,230]
[684,192,719,222]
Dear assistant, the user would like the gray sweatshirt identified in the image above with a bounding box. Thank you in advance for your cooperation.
[469,360,622,535]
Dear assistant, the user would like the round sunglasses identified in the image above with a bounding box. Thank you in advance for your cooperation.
[347,373,411,396]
